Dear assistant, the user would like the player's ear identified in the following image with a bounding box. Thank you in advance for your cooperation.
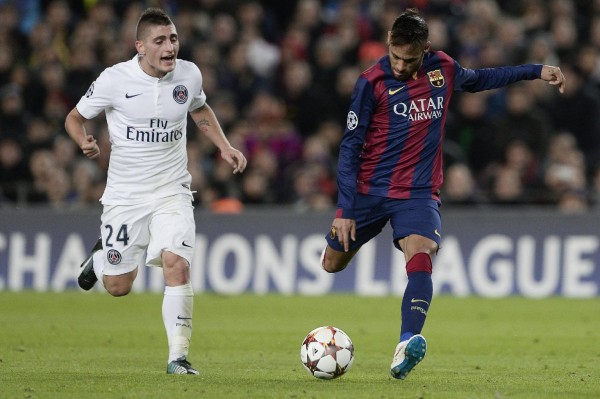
[423,41,431,53]
[135,40,145,56]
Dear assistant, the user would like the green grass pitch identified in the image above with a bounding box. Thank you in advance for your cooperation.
[1,292,599,399]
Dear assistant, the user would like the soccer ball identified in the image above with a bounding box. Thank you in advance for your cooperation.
[300,326,354,379]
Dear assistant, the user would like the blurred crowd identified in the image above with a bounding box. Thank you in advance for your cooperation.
[1,0,600,213]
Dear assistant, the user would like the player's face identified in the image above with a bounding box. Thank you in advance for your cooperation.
[136,24,179,78]
[387,40,429,81]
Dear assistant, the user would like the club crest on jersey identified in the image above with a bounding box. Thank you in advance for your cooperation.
[85,82,94,98]
[427,69,445,88]
[106,249,122,265]
[347,111,358,130]
[173,85,188,104]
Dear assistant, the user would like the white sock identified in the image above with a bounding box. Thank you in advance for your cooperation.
[92,250,105,288]
[163,283,194,362]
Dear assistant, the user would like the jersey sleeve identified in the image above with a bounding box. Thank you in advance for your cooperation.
[336,75,376,219]
[188,63,207,111]
[75,68,115,119]
[454,61,543,93]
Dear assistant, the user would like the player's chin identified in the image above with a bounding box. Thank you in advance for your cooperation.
[393,71,407,80]
[161,58,176,69]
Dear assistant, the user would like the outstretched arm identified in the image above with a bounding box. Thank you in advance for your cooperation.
[189,103,247,174]
[540,65,566,94]
[456,62,566,94]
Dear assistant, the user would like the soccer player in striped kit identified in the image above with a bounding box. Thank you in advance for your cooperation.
[321,9,565,380]
[65,8,246,375]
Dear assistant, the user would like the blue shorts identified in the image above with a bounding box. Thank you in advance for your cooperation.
[326,194,442,252]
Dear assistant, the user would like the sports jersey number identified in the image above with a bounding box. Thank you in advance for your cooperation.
[105,224,130,247]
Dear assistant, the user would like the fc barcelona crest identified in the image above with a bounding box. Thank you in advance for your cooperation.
[427,69,445,88]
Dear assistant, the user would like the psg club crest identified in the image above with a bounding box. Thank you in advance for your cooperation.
[427,69,445,88]
[173,85,188,104]
[106,249,122,265]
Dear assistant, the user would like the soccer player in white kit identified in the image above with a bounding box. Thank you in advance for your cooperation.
[64,8,247,375]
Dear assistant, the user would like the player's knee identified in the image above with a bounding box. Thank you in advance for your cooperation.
[400,236,438,260]
[321,247,351,273]
[105,282,132,297]
[322,260,348,274]
[103,274,135,297]
[162,252,190,285]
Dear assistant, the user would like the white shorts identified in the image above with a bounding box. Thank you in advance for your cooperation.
[99,194,195,276]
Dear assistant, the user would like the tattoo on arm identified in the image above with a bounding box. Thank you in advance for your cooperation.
[196,118,210,133]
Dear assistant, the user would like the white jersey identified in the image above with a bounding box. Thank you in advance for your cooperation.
[76,55,206,205]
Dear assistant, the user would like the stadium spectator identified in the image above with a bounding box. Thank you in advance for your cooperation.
[442,162,487,206]
[0,84,29,142]
[444,91,496,177]
[542,131,588,205]
[0,137,28,203]
[70,157,103,208]
[546,64,600,171]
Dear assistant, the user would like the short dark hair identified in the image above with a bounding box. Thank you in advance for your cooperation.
[136,8,174,40]
[389,8,429,48]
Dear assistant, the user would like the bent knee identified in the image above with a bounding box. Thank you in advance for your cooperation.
[321,246,356,273]
[103,274,135,297]
[105,284,132,297]
[322,260,347,274]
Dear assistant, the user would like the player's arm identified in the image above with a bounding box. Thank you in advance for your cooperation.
[64,107,99,159]
[189,104,247,174]
[455,61,565,94]
[333,76,375,251]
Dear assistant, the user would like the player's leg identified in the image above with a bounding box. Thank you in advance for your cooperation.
[397,234,437,343]
[322,193,389,273]
[389,199,441,380]
[79,239,138,295]
[147,194,198,375]
[321,245,359,273]
[162,251,197,375]
[78,204,147,296]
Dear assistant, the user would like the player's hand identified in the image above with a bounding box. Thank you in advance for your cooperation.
[221,147,247,174]
[330,218,356,252]
[541,65,566,94]
[81,135,100,159]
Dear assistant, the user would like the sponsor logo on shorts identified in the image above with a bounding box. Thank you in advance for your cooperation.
[106,249,122,265]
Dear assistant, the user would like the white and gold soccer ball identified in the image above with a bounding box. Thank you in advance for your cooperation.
[300,326,354,379]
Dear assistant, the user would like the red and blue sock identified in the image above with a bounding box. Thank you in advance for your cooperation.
[400,253,433,342]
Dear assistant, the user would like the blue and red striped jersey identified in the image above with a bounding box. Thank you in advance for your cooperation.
[336,51,542,219]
